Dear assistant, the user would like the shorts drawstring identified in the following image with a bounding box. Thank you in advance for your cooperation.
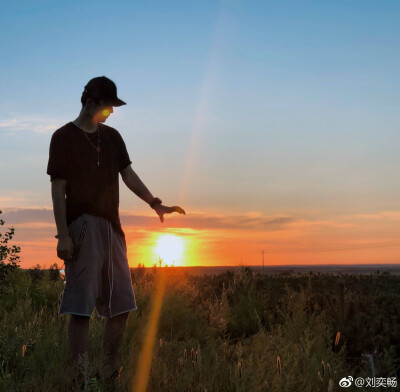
[108,221,114,317]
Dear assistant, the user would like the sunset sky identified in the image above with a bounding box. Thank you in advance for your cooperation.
[1,1,400,269]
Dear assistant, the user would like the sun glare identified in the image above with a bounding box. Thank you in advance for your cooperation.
[154,234,184,266]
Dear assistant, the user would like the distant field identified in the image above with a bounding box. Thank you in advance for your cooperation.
[128,264,400,276]
[22,263,400,276]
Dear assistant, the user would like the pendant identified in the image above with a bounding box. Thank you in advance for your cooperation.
[96,147,101,152]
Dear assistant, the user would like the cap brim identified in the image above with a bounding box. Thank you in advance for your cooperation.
[112,98,126,107]
[104,98,126,107]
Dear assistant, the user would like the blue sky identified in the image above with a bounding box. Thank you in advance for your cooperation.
[1,1,400,266]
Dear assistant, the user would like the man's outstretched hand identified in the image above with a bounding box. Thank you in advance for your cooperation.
[154,204,186,223]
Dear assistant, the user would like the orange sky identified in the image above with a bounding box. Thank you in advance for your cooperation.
[2,207,400,269]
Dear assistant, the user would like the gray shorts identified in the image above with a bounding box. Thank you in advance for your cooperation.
[59,213,137,318]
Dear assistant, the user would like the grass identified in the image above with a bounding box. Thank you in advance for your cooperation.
[1,264,399,391]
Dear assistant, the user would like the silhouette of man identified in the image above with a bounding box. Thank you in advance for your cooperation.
[46,76,185,386]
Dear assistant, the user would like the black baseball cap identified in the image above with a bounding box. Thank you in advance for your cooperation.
[84,76,126,107]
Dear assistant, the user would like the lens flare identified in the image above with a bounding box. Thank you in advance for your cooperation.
[102,109,110,116]
[132,269,167,392]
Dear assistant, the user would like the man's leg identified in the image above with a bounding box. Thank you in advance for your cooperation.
[101,311,129,378]
[68,314,90,375]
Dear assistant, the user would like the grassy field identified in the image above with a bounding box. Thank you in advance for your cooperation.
[1,264,399,391]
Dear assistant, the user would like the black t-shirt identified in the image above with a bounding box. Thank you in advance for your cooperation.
[46,121,132,238]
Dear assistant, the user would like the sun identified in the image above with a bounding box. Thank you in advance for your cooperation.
[154,234,184,266]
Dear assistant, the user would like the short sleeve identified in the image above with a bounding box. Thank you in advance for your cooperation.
[116,132,132,172]
[46,131,68,181]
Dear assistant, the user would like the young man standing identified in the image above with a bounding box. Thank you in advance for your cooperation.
[46,76,185,387]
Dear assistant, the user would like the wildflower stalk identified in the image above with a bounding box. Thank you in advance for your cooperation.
[276,355,281,376]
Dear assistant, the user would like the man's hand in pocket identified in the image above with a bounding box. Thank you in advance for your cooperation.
[57,236,74,260]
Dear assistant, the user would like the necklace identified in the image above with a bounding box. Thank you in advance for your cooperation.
[78,123,101,167]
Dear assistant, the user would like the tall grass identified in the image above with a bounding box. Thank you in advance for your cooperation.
[1,265,399,391]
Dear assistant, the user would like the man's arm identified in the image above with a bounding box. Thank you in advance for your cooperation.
[51,179,73,259]
[120,165,155,206]
[121,164,186,223]
[51,179,69,236]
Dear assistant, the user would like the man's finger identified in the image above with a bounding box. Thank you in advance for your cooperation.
[172,206,185,214]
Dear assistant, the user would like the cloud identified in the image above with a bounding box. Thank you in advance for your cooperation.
[120,210,297,231]
[0,196,25,203]
[289,219,355,229]
[354,211,400,220]
[1,207,296,231]
[3,208,400,237]
[1,208,54,224]
[0,117,60,134]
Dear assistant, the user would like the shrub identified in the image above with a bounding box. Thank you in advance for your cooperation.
[222,266,263,339]
[28,264,44,282]
[0,210,21,297]
[49,263,60,282]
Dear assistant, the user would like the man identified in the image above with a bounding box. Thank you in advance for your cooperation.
[46,76,186,388]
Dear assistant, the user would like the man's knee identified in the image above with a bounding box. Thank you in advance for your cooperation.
[71,314,90,322]
[108,311,129,324]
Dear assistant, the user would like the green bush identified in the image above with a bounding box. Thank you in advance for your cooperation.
[222,266,263,339]
[0,210,21,297]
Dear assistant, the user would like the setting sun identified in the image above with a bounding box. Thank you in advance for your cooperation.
[154,234,184,266]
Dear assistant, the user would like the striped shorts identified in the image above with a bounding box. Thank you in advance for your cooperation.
[59,213,137,318]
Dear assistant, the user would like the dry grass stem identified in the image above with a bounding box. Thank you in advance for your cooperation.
[238,361,242,378]
[178,357,183,370]
[276,355,281,375]
[335,331,340,347]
